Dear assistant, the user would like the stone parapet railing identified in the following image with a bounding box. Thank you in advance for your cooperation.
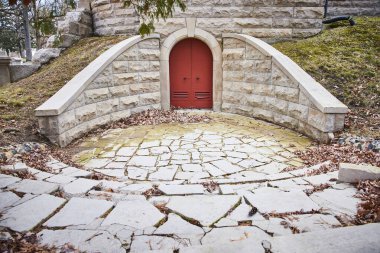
[221,33,348,142]
[35,34,161,147]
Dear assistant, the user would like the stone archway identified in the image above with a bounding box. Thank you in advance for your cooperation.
[160,25,222,111]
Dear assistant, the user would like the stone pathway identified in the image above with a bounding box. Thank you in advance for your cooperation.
[0,113,378,252]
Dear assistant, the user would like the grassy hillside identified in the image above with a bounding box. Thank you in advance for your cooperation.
[0,36,127,146]
[274,17,379,137]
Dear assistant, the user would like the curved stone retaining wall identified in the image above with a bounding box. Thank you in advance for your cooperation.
[36,31,348,147]
[91,0,324,40]
[35,35,161,147]
[221,34,347,142]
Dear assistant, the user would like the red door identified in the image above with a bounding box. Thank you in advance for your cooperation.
[170,38,213,109]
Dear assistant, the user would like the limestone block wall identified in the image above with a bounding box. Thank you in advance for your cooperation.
[327,0,380,16]
[91,0,140,36]
[221,34,348,142]
[35,35,161,147]
[91,0,325,40]
[57,8,93,48]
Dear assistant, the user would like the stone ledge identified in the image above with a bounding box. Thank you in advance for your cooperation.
[222,33,348,114]
[35,34,160,117]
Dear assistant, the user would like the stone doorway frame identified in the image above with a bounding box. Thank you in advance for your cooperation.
[160,19,222,111]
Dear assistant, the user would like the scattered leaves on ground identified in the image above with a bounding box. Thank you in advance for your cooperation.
[19,147,82,172]
[71,109,211,145]
[304,183,332,196]
[0,231,79,253]
[284,144,380,175]
[201,180,219,193]
[355,179,380,224]
[143,185,163,198]
[0,169,36,180]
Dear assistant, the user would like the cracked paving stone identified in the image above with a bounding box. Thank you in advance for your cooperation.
[182,164,203,172]
[0,174,21,188]
[148,166,178,181]
[116,147,137,156]
[166,195,241,226]
[0,191,21,211]
[0,194,66,232]
[202,226,270,245]
[180,237,266,253]
[309,188,360,217]
[105,162,127,169]
[284,214,341,232]
[268,179,313,191]
[211,160,243,174]
[102,199,165,229]
[130,235,187,252]
[63,178,101,196]
[255,162,288,174]
[214,218,239,227]
[44,197,113,227]
[303,171,339,185]
[127,167,148,180]
[95,168,126,178]
[119,183,152,194]
[158,184,205,195]
[175,171,210,180]
[84,159,111,169]
[87,190,145,202]
[238,159,263,169]
[37,229,125,253]
[154,213,204,245]
[128,156,157,167]
[150,146,171,155]
[45,175,76,185]
[9,179,59,195]
[61,167,92,177]
[203,163,225,177]
[254,217,294,236]
[244,187,320,214]
[227,201,266,223]
[228,171,268,182]
[269,223,380,253]
[140,141,160,149]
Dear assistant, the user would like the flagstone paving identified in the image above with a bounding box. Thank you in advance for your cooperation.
[0,112,378,252]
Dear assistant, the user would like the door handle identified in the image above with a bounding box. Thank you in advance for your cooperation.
[183,77,189,80]
[196,77,200,80]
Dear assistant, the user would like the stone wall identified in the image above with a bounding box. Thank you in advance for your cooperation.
[36,35,160,147]
[36,33,349,147]
[221,34,347,142]
[91,0,325,40]
[327,0,380,16]
[56,8,93,48]
[91,0,140,36]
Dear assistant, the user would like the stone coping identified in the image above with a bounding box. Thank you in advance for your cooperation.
[222,33,348,114]
[35,34,160,116]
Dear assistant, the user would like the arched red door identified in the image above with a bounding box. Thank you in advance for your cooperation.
[170,38,213,109]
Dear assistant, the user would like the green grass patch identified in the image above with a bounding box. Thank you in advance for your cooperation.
[274,17,380,109]
[0,36,127,145]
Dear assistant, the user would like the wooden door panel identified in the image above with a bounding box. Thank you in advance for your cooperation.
[191,39,213,108]
[170,38,212,109]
